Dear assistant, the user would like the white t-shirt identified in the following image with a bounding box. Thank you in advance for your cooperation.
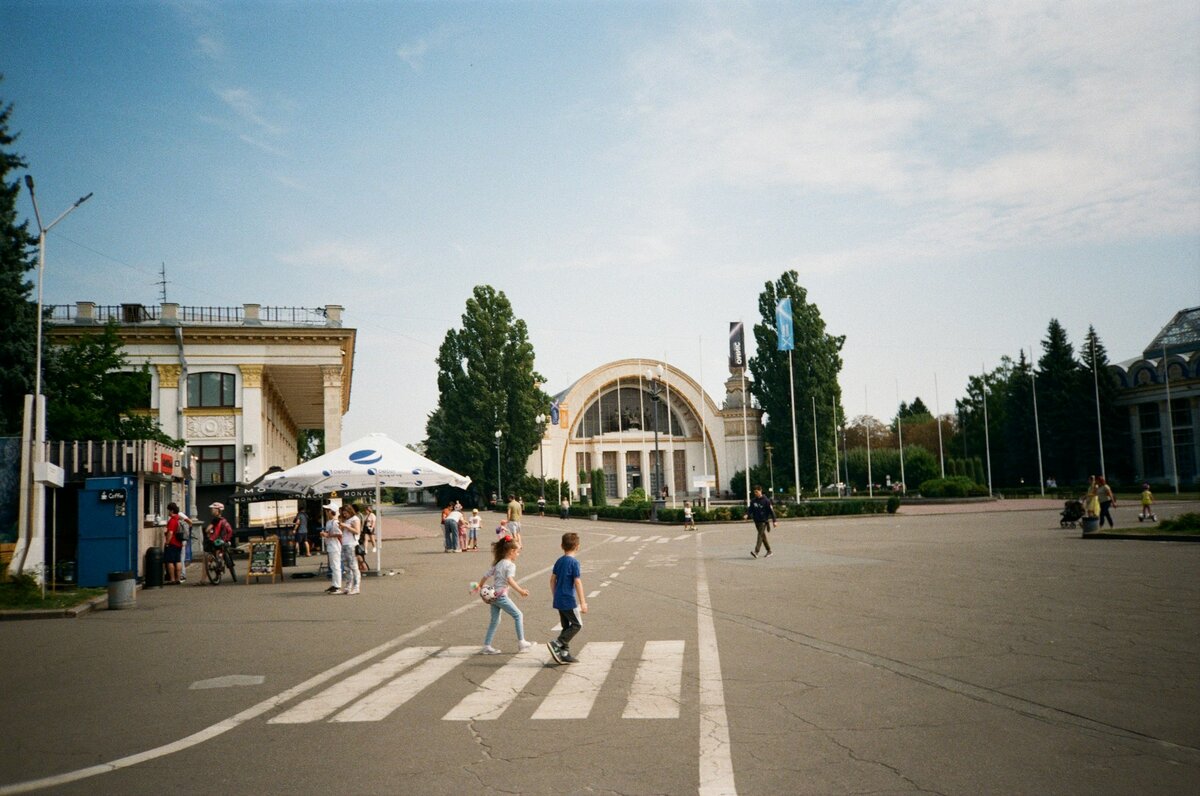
[448,510,464,525]
[468,515,482,530]
[489,558,516,596]
[340,514,360,547]
[323,519,341,552]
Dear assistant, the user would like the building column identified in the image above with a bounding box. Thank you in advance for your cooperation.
[156,365,182,440]
[322,365,343,451]
[1128,404,1143,480]
[240,365,265,480]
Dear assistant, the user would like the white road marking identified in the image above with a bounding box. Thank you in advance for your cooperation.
[623,640,685,719]
[609,572,620,578]
[697,534,737,795]
[625,535,640,542]
[443,647,552,720]
[643,535,660,542]
[612,536,626,542]
[189,675,264,690]
[674,534,690,541]
[269,647,436,724]
[334,646,475,722]
[586,590,600,598]
[657,537,670,543]
[531,642,624,720]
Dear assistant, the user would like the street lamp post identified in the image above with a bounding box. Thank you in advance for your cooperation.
[645,367,664,520]
[534,413,546,500]
[494,429,502,506]
[764,442,774,497]
[16,176,92,582]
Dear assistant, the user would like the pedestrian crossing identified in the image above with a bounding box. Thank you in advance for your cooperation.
[269,641,685,724]
[607,534,691,543]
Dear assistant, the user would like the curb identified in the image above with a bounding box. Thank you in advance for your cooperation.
[0,592,112,622]
[1081,532,1200,543]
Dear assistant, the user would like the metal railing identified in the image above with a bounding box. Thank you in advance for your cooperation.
[43,439,190,482]
[48,304,332,327]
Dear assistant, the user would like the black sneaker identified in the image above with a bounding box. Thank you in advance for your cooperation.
[559,652,579,664]
[547,641,564,664]
[750,550,758,559]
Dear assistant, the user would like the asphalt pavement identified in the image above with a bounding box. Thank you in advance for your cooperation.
[1,501,1197,795]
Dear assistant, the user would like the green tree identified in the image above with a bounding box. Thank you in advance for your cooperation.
[1036,319,1086,484]
[0,85,38,434]
[43,322,179,444]
[748,270,845,494]
[297,429,324,460]
[426,286,548,502]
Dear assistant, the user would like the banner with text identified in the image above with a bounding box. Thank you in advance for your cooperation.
[729,322,746,369]
[776,297,794,351]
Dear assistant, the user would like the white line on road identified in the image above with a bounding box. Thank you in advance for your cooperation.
[623,640,685,719]
[443,647,552,721]
[532,642,624,720]
[269,646,437,724]
[697,534,737,795]
[335,646,475,722]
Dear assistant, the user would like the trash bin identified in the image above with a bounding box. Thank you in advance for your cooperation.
[281,541,297,567]
[1081,517,1100,533]
[144,546,164,588]
[107,571,136,610]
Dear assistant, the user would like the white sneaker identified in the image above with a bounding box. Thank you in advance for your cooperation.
[481,645,501,655]
[517,640,534,652]
[348,587,360,595]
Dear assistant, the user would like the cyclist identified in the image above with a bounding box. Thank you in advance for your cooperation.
[204,502,237,583]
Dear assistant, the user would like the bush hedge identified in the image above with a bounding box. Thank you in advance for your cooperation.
[918,476,989,498]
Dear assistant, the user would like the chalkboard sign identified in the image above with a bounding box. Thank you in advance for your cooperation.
[246,537,281,584]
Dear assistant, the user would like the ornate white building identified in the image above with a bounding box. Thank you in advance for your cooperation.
[527,359,763,501]
[47,301,356,513]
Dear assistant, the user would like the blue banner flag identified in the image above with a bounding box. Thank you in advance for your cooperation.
[776,298,794,351]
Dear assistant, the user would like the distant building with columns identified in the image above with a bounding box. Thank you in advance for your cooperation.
[526,359,763,501]
[47,301,356,512]
[1110,306,1199,486]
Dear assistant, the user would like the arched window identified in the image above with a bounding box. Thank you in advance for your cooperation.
[187,372,236,408]
[575,386,690,439]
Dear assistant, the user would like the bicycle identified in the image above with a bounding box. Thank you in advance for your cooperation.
[203,539,237,585]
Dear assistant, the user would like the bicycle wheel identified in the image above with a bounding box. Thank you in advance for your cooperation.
[205,553,222,585]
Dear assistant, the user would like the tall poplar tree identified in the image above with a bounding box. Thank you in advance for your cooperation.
[425,286,548,503]
[0,86,38,434]
[747,270,844,494]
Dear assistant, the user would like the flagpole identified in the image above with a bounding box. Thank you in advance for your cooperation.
[811,395,821,497]
[934,372,945,478]
[895,379,906,494]
[740,327,750,509]
[374,475,382,574]
[831,395,841,498]
[789,349,800,503]
[981,365,993,497]
[664,355,676,507]
[865,386,873,498]
[1029,348,1044,497]
[1163,346,1179,494]
[699,336,710,509]
[1091,337,1105,476]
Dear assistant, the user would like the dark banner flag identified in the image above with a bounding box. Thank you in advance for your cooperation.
[729,322,746,369]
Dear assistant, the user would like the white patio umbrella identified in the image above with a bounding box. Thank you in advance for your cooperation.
[262,433,470,572]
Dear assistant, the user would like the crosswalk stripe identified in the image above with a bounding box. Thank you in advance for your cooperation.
[443,647,552,721]
[674,534,690,541]
[612,536,626,543]
[625,535,640,542]
[657,538,670,543]
[269,646,438,724]
[531,642,624,720]
[643,535,660,542]
[623,640,685,719]
[333,646,475,722]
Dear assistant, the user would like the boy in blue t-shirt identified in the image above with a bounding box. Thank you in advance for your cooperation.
[547,532,588,664]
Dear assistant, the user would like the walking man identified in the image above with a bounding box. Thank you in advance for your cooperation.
[747,485,776,559]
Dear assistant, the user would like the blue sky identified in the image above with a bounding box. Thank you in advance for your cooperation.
[3,1,1198,446]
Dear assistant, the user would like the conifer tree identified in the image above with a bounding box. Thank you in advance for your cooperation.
[0,86,38,434]
[1037,319,1085,483]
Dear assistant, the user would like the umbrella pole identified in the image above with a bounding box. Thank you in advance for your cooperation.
[374,478,382,574]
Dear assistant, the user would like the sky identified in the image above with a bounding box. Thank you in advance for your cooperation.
[2,0,1198,448]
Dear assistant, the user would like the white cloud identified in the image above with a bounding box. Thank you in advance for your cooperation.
[216,87,283,137]
[277,241,397,276]
[397,39,430,70]
[618,2,1200,269]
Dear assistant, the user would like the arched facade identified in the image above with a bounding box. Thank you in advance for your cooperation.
[525,359,763,502]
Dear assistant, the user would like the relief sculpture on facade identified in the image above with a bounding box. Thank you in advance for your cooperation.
[186,415,237,438]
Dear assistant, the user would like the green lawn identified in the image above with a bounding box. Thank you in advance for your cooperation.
[0,579,106,611]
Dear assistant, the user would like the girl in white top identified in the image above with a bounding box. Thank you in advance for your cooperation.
[337,505,361,595]
[467,509,482,551]
[476,535,533,655]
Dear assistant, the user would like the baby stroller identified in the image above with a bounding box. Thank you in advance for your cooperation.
[1060,499,1084,528]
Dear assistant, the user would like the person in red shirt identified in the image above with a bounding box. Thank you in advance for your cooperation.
[163,502,189,584]
[204,502,236,583]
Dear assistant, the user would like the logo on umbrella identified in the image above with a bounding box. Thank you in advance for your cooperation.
[349,449,383,465]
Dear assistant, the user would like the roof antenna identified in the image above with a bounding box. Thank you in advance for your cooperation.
[156,262,169,303]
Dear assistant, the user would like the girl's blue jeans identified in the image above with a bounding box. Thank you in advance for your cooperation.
[483,594,524,646]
